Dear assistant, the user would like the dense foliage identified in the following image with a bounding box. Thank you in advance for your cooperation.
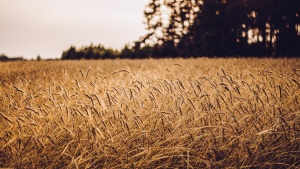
[61,44,119,60]
[61,0,300,59]
[141,0,300,57]
[0,54,25,62]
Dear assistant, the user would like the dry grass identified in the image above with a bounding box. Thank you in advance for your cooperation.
[0,58,299,168]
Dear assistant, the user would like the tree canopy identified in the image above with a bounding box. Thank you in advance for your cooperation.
[61,44,119,60]
[61,0,300,59]
[140,0,300,57]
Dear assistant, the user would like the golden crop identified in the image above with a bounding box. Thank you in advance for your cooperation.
[0,58,299,168]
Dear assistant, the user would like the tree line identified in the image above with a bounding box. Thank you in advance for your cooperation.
[0,54,25,62]
[61,44,119,60]
[62,0,300,60]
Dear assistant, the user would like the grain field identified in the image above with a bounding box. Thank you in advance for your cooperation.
[0,58,299,168]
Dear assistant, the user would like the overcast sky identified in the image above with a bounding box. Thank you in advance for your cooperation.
[0,0,149,59]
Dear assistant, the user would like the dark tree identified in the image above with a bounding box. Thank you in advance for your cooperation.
[139,0,300,57]
[61,44,119,60]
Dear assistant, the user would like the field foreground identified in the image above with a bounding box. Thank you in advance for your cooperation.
[0,58,299,168]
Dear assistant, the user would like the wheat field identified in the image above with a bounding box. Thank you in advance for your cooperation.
[0,58,299,168]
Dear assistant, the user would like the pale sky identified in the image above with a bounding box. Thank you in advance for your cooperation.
[0,0,150,59]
